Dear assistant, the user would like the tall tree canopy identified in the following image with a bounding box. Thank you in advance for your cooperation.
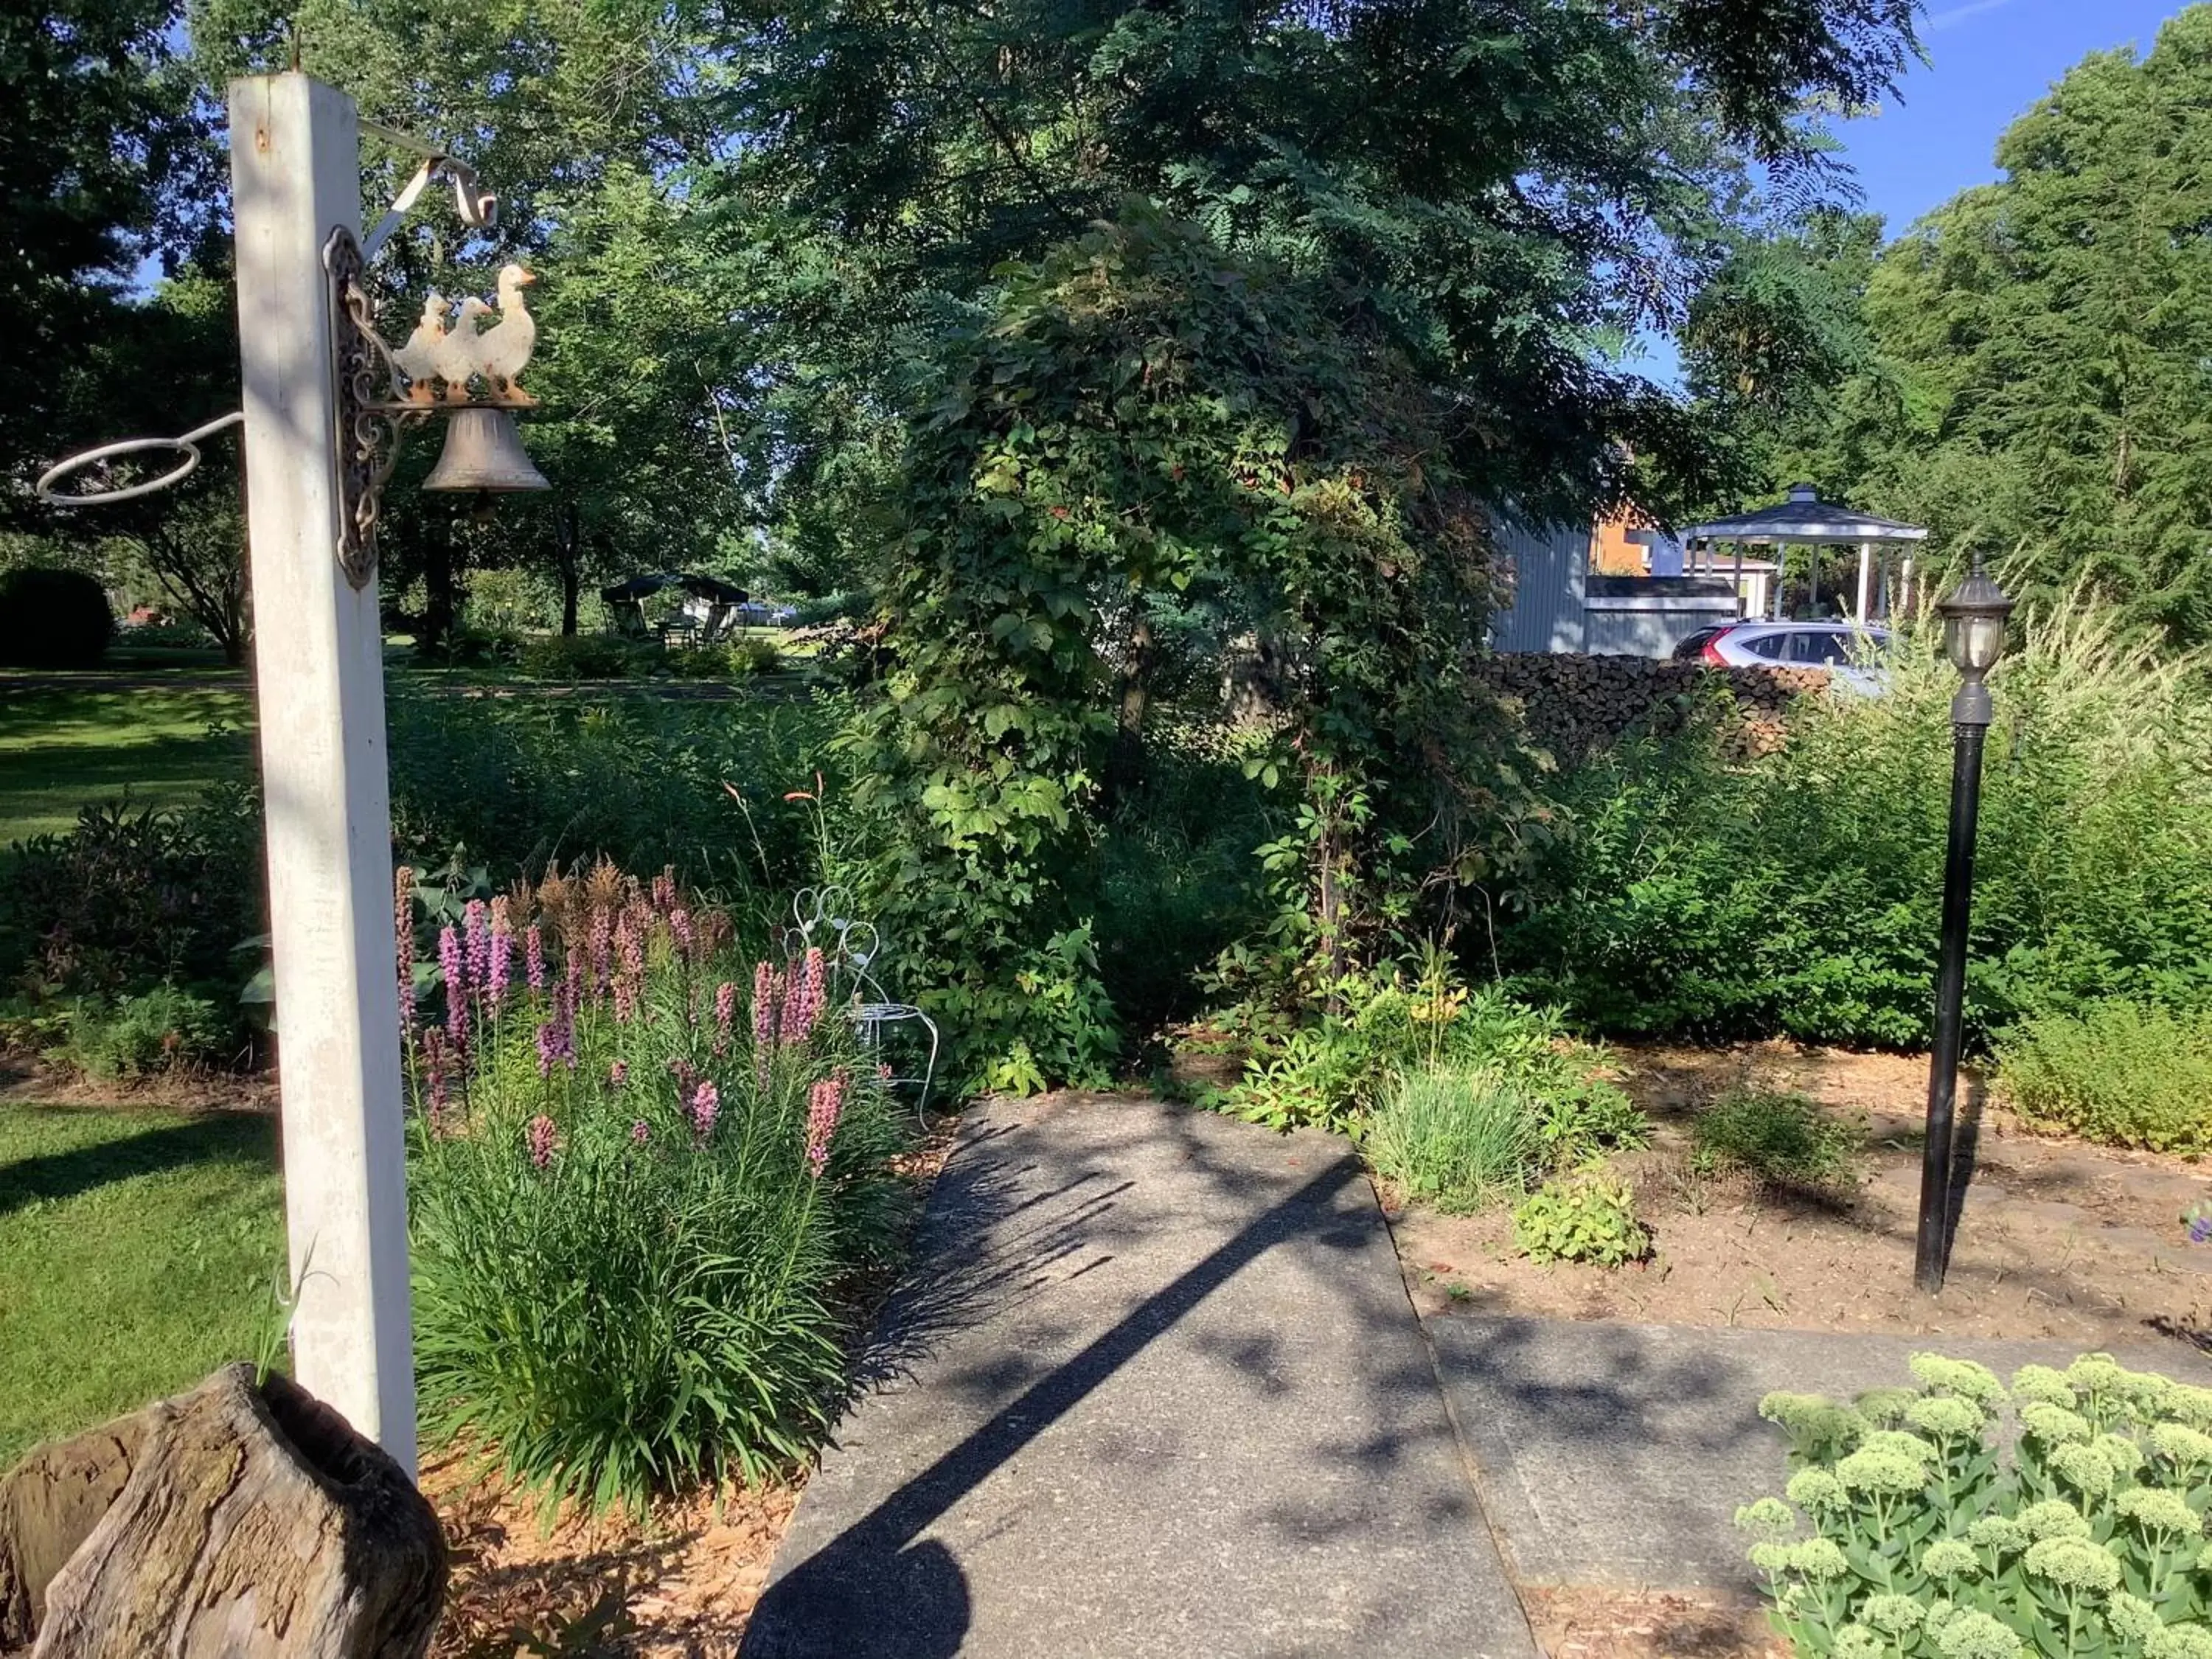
[1733,5,2212,644]
[719,0,1921,542]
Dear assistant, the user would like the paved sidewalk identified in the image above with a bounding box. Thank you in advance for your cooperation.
[744,1095,1538,1659]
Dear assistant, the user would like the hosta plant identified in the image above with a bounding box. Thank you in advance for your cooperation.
[1743,1352,2212,1658]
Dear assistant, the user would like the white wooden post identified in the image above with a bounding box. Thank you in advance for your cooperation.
[1855,540,1875,626]
[229,72,417,1473]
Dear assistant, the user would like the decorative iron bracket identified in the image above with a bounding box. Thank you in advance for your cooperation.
[327,226,430,588]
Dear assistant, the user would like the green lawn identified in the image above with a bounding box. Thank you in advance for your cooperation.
[0,1102,285,1466]
[0,681,254,844]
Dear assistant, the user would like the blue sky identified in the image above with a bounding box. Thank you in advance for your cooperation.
[1632,0,2190,385]
[1846,0,2189,235]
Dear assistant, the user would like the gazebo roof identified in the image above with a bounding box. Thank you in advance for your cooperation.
[1680,484,1927,547]
[600,571,749,605]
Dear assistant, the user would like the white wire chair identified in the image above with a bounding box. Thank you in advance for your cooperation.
[785,885,940,1114]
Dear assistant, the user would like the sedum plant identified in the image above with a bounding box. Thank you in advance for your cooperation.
[1743,1353,2212,1658]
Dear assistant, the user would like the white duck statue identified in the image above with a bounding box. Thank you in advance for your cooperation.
[429,296,493,399]
[392,292,449,402]
[472,264,538,404]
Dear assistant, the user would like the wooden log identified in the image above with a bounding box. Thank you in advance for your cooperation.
[13,1365,444,1658]
[0,1412,151,1646]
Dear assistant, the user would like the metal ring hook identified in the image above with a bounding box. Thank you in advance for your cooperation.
[35,410,246,507]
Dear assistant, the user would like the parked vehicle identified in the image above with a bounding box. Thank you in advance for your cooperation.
[1674,619,1893,693]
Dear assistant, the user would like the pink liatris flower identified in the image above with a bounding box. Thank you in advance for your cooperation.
[714,981,737,1055]
[669,907,695,959]
[690,1079,720,1140]
[589,905,614,987]
[805,1070,846,1178]
[651,870,677,914]
[525,925,546,994]
[753,961,782,1085]
[439,925,469,1050]
[526,1113,557,1169]
[619,911,647,981]
[630,1119,650,1146]
[609,1059,628,1087]
[780,947,827,1046]
[394,866,417,1039]
[488,928,512,1011]
[535,1020,562,1079]
[612,976,636,1024]
[464,900,490,993]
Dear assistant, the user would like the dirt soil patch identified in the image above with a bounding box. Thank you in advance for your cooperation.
[1522,1585,1784,1659]
[1391,1041,2212,1353]
[426,1463,797,1657]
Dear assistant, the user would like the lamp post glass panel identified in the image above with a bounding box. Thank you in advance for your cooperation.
[1914,554,2014,1293]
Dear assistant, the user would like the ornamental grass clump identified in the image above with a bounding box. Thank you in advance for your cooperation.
[403,859,910,1517]
[1745,1352,2212,1657]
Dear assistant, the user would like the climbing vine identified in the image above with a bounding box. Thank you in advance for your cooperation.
[848,209,1547,1091]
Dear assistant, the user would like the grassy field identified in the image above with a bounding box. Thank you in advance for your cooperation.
[0,1100,284,1465]
[0,677,254,844]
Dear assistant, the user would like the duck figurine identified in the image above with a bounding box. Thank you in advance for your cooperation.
[472,264,538,404]
[392,292,449,403]
[430,296,493,399]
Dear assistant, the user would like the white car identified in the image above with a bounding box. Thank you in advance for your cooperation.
[1677,620,1893,695]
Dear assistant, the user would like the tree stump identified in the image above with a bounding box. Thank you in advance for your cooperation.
[1,1365,445,1658]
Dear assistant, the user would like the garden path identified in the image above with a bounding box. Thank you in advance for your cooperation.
[742,1093,1540,1658]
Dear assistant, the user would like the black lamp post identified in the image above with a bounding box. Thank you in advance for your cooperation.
[1914,553,2014,1293]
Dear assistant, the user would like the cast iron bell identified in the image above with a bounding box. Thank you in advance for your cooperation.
[422,407,548,494]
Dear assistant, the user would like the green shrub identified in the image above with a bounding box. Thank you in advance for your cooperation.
[1691,1089,1862,1189]
[1512,1169,1649,1265]
[0,567,112,669]
[1217,970,1638,1141]
[1999,999,2212,1154]
[1501,602,2212,1048]
[407,868,912,1514]
[1745,1352,2212,1658]
[383,688,841,887]
[3,790,262,998]
[515,633,634,681]
[1368,1055,1646,1214]
[68,985,228,1077]
[1368,1068,1538,1212]
[729,635,779,675]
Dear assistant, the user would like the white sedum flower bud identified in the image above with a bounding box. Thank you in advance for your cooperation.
[1935,1608,2025,1659]
[1911,1353,2007,1405]
[2023,1535,2123,1593]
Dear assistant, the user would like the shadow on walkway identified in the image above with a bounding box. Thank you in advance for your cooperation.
[742,1150,1363,1657]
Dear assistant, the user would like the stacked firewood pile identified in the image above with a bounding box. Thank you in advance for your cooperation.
[1470,653,1830,762]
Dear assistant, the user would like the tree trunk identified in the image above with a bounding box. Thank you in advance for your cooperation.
[557,501,582,636]
[3,1365,445,1658]
[1103,615,1156,808]
[421,514,458,653]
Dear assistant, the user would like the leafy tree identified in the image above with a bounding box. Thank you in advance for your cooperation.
[189,0,751,641]
[1,0,218,484]
[1747,7,2212,644]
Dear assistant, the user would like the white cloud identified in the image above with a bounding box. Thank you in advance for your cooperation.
[1924,0,2026,32]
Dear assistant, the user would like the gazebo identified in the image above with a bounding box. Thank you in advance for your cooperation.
[599,571,749,641]
[1679,484,1928,625]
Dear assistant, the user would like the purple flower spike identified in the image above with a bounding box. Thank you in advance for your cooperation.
[439,925,469,1049]
[488,928,513,1010]
[525,925,546,995]
[690,1079,720,1140]
[670,907,695,958]
[527,1113,557,1169]
[464,900,490,992]
[630,1119,650,1146]
[610,1059,628,1087]
[714,981,737,1055]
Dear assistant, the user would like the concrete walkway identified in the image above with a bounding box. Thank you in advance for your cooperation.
[744,1095,1539,1658]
